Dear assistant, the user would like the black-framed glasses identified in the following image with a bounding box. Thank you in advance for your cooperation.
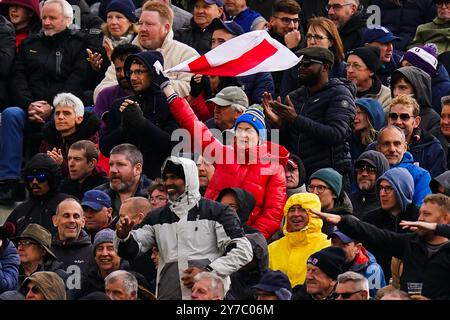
[307,184,330,194]
[17,239,39,247]
[437,1,450,8]
[126,69,148,77]
[273,16,300,25]
[356,165,377,174]
[336,290,363,299]
[25,172,48,183]
[379,185,394,194]
[326,3,353,11]
[388,112,413,121]
[306,34,329,41]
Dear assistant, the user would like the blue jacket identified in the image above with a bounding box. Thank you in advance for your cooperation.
[371,0,436,51]
[409,127,447,178]
[228,8,265,33]
[393,152,432,206]
[349,248,386,298]
[431,65,450,114]
[0,240,20,293]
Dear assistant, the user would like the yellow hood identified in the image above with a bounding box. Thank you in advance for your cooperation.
[269,193,330,287]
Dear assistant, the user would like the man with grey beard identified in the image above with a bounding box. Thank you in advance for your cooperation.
[96,143,152,219]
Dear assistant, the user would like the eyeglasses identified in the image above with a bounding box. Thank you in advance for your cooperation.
[126,69,148,77]
[17,239,39,247]
[326,3,354,11]
[336,290,363,299]
[26,285,41,295]
[345,62,366,71]
[356,165,377,174]
[306,34,329,41]
[299,59,324,68]
[273,16,300,25]
[437,2,450,8]
[150,196,168,202]
[388,112,413,121]
[25,172,48,183]
[379,185,394,194]
[307,184,330,194]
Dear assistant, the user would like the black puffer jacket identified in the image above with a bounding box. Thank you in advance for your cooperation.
[5,154,70,236]
[174,18,215,55]
[11,28,91,109]
[0,15,15,110]
[284,78,357,180]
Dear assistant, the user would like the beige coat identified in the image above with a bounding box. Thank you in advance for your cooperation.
[93,29,199,103]
[363,84,392,112]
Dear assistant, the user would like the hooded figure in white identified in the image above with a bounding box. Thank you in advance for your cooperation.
[114,155,253,300]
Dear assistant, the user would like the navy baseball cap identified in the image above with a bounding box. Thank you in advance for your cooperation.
[81,190,111,211]
[212,18,244,36]
[363,25,400,44]
[328,227,354,244]
[191,0,224,6]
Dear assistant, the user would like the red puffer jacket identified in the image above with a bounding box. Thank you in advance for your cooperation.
[170,96,288,239]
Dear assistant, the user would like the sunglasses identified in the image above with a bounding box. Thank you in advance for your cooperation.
[25,172,48,183]
[336,290,363,299]
[299,58,324,68]
[388,112,413,121]
[27,285,41,294]
[356,165,377,174]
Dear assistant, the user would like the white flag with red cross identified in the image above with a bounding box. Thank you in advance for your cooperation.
[165,30,301,76]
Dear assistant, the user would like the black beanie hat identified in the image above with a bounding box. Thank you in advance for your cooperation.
[347,46,381,73]
[163,160,185,181]
[307,247,346,280]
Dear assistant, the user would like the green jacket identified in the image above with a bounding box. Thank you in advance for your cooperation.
[409,17,450,54]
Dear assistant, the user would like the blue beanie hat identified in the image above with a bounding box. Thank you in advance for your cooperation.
[355,98,385,131]
[309,167,343,197]
[234,105,267,142]
[93,228,115,255]
[106,0,137,23]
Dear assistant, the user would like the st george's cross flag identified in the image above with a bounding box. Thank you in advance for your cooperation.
[164,30,301,76]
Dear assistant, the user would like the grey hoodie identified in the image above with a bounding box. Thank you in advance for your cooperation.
[391,66,440,132]
[430,170,450,196]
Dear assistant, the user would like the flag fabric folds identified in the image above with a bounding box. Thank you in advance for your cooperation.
[165,30,301,77]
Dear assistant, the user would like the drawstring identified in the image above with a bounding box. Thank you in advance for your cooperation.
[195,213,200,231]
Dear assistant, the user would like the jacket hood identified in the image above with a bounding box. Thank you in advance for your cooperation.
[288,154,306,188]
[354,150,390,190]
[283,193,323,234]
[124,50,164,91]
[391,66,432,108]
[430,170,450,196]
[51,229,92,247]
[245,232,268,274]
[21,271,66,300]
[377,167,414,212]
[161,156,201,214]
[355,98,385,131]
[42,111,100,143]
[216,187,255,226]
[0,0,40,17]
[23,153,62,196]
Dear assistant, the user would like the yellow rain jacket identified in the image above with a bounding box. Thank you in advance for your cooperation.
[268,193,331,287]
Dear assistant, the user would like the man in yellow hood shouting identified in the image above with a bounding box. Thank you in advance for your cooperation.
[268,193,331,287]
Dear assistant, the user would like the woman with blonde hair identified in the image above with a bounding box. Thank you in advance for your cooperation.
[280,16,346,97]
